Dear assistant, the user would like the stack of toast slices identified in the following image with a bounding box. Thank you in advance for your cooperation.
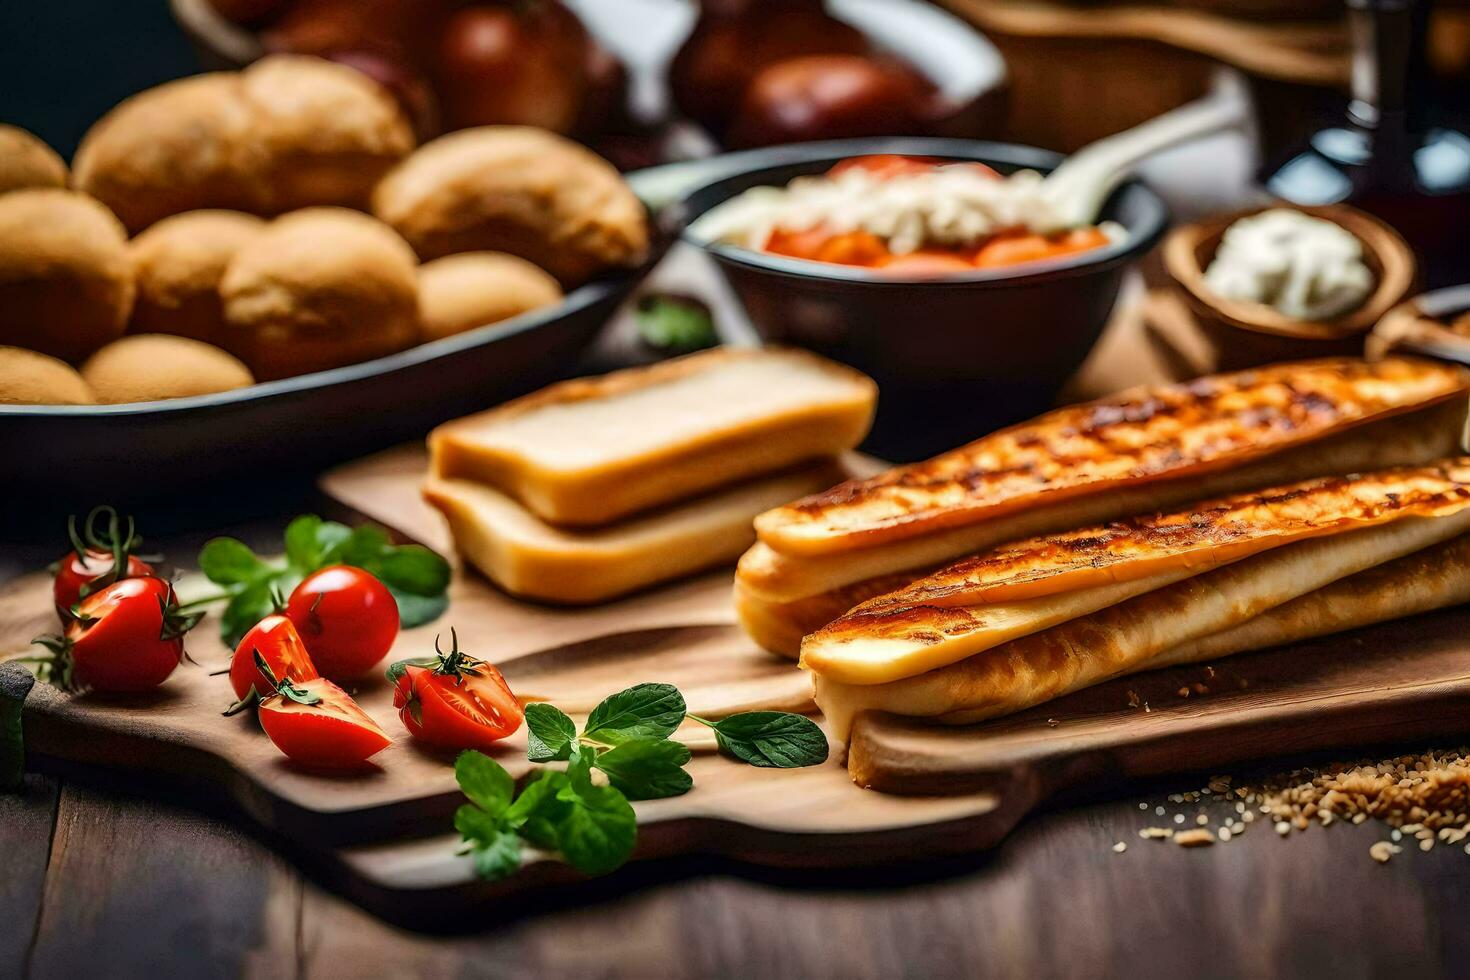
[735,358,1470,658]
[423,347,878,603]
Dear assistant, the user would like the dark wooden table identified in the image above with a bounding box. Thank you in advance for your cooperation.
[4,484,1470,980]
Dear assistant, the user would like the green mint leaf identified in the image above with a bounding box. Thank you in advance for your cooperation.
[525,703,577,763]
[582,683,686,745]
[557,782,637,877]
[220,577,281,649]
[283,515,327,571]
[470,827,523,881]
[635,294,716,351]
[197,537,269,585]
[504,771,569,830]
[593,737,692,801]
[455,750,514,816]
[563,743,596,793]
[368,546,451,597]
[708,712,830,769]
[386,587,449,630]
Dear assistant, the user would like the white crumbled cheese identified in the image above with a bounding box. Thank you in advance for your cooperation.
[1202,209,1375,321]
[690,164,1072,256]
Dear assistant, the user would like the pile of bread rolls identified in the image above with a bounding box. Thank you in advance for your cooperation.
[0,55,648,407]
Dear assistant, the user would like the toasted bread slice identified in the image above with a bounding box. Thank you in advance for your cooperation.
[803,460,1470,685]
[815,504,1470,739]
[737,394,1469,608]
[758,357,1470,557]
[428,347,876,527]
[423,460,846,604]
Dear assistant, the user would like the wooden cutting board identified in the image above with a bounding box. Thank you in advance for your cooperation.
[7,443,1470,918]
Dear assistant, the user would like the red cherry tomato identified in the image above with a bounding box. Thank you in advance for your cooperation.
[258,678,392,769]
[286,566,399,681]
[36,577,195,693]
[390,630,522,752]
[229,614,320,705]
[54,550,154,615]
[52,506,155,617]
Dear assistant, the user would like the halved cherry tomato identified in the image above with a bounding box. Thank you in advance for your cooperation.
[52,506,154,616]
[31,577,197,693]
[258,676,392,769]
[228,614,319,707]
[286,565,399,681]
[389,629,522,752]
[874,251,977,276]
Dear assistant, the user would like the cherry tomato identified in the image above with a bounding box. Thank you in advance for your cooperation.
[286,565,399,681]
[765,227,889,266]
[258,677,392,769]
[390,630,522,752]
[826,155,998,181]
[228,614,320,706]
[52,506,154,617]
[33,577,197,694]
[54,551,154,615]
[875,251,977,276]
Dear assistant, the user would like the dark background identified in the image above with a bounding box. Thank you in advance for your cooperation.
[0,2,198,157]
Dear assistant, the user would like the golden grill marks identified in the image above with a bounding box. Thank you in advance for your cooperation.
[878,462,1470,609]
[801,459,1470,687]
[757,357,1470,556]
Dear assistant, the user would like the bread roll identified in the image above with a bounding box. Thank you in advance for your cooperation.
[74,56,414,232]
[82,334,254,403]
[0,346,95,405]
[128,210,266,345]
[220,207,420,380]
[0,189,134,362]
[372,126,647,284]
[417,251,562,340]
[0,125,68,195]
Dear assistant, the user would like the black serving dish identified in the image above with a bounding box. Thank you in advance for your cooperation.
[0,269,646,518]
[670,137,1170,459]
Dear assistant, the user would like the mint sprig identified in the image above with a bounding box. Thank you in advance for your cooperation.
[196,514,451,647]
[455,683,830,882]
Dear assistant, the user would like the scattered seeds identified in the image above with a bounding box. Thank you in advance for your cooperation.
[1112,841,1127,853]
[1195,814,1209,826]
[1138,827,1174,840]
[1370,841,1402,863]
[1174,829,1215,847]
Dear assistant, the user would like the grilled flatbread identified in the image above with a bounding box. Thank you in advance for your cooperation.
[1143,531,1470,669]
[760,358,1470,556]
[802,461,1470,684]
[739,389,1470,608]
[813,506,1470,740]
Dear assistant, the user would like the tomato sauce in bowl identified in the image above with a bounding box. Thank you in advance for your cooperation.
[695,154,1114,277]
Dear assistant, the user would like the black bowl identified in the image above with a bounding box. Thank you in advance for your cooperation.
[0,269,645,516]
[670,138,1170,459]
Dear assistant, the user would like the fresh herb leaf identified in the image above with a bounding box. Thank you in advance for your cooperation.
[196,536,266,584]
[455,749,514,815]
[593,736,693,800]
[693,711,830,769]
[582,683,686,745]
[197,515,452,647]
[525,703,577,763]
[635,294,717,352]
[386,587,449,630]
[556,781,638,876]
[455,803,523,881]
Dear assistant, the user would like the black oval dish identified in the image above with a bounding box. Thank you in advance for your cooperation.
[670,138,1170,459]
[0,267,648,514]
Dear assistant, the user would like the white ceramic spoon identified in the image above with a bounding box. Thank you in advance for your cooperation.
[1037,73,1251,230]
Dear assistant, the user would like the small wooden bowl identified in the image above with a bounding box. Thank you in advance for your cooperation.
[1163,203,1417,370]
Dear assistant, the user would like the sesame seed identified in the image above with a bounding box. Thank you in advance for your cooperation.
[1112,841,1127,853]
